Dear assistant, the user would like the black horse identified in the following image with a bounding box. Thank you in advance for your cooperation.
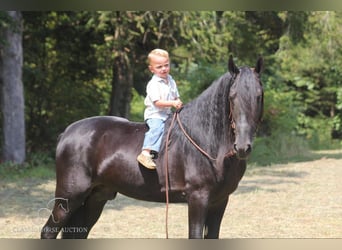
[41,55,264,239]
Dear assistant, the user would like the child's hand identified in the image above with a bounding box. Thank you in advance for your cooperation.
[173,99,183,109]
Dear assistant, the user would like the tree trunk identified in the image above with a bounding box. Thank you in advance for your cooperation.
[109,51,133,118]
[0,11,25,164]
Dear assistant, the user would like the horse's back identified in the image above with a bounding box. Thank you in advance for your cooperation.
[59,116,135,138]
[56,116,147,172]
[58,115,144,145]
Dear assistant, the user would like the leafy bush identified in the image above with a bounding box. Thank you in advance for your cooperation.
[297,115,342,150]
[250,133,311,166]
[249,79,315,165]
[175,61,226,104]
[130,88,145,122]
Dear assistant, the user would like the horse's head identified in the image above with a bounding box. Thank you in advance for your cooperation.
[228,55,264,159]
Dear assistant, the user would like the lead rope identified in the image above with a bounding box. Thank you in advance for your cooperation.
[164,111,178,239]
[176,114,217,161]
[176,111,236,160]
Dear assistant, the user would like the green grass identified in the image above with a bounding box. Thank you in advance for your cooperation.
[249,133,314,166]
[0,152,55,181]
[249,132,342,166]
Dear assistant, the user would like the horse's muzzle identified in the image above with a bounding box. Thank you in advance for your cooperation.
[234,143,252,159]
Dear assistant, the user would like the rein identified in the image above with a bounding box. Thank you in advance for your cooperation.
[163,110,178,239]
[163,108,235,238]
[176,112,216,161]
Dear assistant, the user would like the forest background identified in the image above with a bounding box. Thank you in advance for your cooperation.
[0,11,342,171]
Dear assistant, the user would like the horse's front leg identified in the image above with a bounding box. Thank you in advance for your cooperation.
[187,190,210,239]
[204,197,229,239]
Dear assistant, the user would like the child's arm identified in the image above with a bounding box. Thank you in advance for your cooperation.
[154,98,183,109]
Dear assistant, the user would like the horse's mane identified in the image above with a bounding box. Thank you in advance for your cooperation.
[161,65,262,159]
[161,72,234,157]
[183,72,232,137]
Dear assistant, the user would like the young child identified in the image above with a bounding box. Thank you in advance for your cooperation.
[137,49,183,169]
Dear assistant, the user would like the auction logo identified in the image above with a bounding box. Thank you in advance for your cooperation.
[38,197,69,223]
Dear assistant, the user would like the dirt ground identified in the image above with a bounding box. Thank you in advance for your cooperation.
[1,150,341,238]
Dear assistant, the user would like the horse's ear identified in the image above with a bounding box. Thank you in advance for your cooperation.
[228,55,239,75]
[255,56,264,74]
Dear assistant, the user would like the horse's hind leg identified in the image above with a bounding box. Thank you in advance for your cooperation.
[41,162,93,239]
[41,196,79,239]
[204,197,229,239]
[61,189,116,239]
[41,189,95,239]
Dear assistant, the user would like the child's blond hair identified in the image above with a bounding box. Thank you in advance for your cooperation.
[147,49,169,64]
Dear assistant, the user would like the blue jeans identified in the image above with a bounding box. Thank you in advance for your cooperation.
[142,118,165,152]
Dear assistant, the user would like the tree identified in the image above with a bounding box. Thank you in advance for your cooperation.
[274,11,342,146]
[93,11,186,117]
[23,11,106,150]
[106,12,135,117]
[0,11,25,163]
[16,11,342,152]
